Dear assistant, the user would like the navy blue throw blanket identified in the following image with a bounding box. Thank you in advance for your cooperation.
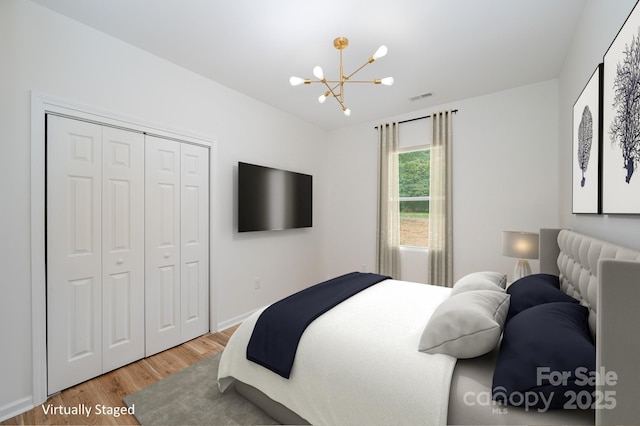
[246,272,390,379]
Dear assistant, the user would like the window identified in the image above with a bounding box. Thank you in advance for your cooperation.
[399,146,430,248]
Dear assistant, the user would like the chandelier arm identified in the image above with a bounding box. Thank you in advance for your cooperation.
[322,80,342,104]
[331,89,348,112]
[305,80,343,84]
[332,93,346,108]
[328,82,341,94]
[344,60,374,81]
[319,79,348,112]
[339,48,345,103]
[306,79,382,84]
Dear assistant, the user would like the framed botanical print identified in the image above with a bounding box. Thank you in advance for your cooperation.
[602,0,640,214]
[573,63,602,214]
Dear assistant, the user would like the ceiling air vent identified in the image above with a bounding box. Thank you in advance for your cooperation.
[409,92,433,102]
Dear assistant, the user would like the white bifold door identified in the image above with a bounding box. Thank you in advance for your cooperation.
[47,115,145,394]
[47,116,210,394]
[144,136,210,356]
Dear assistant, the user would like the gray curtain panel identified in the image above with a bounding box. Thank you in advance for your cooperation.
[428,111,453,287]
[376,122,400,278]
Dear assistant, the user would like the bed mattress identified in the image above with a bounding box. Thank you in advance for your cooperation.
[218,279,456,425]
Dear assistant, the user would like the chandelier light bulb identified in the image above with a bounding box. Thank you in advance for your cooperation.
[289,76,305,86]
[313,66,324,80]
[343,107,351,117]
[318,94,327,104]
[372,45,388,60]
[380,77,394,86]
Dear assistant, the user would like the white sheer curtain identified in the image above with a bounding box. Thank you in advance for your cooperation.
[428,111,453,287]
[376,122,400,278]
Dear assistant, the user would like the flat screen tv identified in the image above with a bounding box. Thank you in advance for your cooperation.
[238,162,312,232]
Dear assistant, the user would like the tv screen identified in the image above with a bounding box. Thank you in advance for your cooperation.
[238,162,312,232]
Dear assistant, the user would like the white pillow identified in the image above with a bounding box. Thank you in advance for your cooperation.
[418,290,510,358]
[450,271,507,297]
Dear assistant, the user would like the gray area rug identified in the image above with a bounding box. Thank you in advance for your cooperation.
[123,352,278,425]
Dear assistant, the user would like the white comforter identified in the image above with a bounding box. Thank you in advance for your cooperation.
[218,279,456,425]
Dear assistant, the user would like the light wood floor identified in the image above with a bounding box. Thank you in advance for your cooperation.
[2,325,239,426]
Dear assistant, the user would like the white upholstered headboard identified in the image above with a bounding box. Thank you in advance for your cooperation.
[538,228,640,426]
[542,229,640,335]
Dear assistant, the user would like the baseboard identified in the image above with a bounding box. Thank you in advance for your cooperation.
[0,395,34,423]
[216,309,257,332]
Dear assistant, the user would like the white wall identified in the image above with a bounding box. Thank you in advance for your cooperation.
[0,0,327,420]
[558,0,640,248]
[324,80,561,283]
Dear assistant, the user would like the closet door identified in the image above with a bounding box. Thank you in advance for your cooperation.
[101,126,145,372]
[180,143,210,342]
[47,115,103,394]
[145,136,182,356]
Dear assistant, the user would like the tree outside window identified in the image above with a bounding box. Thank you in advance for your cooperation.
[399,148,429,248]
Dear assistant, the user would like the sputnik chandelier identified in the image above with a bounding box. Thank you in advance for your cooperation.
[289,37,394,116]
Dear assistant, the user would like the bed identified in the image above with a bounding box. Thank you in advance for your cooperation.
[217,229,640,425]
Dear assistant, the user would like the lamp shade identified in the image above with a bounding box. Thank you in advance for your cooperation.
[502,231,539,259]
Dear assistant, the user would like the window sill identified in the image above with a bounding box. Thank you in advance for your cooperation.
[400,246,429,253]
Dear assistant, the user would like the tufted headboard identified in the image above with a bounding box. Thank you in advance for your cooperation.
[539,228,640,426]
[550,230,640,335]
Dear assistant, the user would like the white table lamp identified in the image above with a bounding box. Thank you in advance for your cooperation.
[502,231,539,281]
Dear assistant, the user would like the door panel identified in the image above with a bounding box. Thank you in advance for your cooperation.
[158,183,178,245]
[101,126,144,372]
[145,136,181,356]
[68,277,98,360]
[47,115,102,394]
[158,265,178,329]
[68,176,95,254]
[106,271,132,344]
[181,143,209,342]
[183,261,200,323]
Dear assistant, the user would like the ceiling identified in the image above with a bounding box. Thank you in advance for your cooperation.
[32,0,587,130]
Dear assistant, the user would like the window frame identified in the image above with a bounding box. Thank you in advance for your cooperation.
[398,144,430,250]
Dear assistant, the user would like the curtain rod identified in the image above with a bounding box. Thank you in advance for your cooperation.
[374,109,458,129]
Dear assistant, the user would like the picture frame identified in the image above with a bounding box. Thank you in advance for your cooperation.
[602,0,640,214]
[572,63,603,214]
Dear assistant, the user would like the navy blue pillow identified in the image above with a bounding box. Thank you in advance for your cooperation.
[506,274,578,322]
[492,302,595,410]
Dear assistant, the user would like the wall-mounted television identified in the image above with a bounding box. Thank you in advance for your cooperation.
[238,162,313,232]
